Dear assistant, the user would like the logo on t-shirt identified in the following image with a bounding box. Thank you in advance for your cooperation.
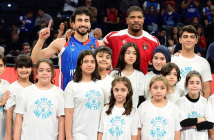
[151,117,168,138]
[71,43,75,51]
[109,115,126,137]
[180,67,196,78]
[188,111,202,118]
[143,42,148,50]
[85,89,102,110]
[0,93,3,112]
[33,97,53,119]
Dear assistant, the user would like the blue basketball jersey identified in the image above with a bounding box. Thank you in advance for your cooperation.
[59,35,99,90]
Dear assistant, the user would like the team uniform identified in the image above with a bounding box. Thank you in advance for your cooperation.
[0,79,10,138]
[109,70,144,107]
[176,95,214,140]
[99,74,113,104]
[15,85,64,140]
[103,29,159,74]
[98,105,138,140]
[171,54,212,90]
[167,85,185,104]
[58,35,99,90]
[64,80,104,140]
[138,100,181,140]
[143,71,156,99]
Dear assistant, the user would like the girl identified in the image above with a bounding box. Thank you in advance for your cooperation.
[64,50,104,140]
[167,37,176,54]
[143,45,171,100]
[98,76,138,140]
[4,55,34,139]
[171,26,179,43]
[109,42,144,107]
[176,71,214,140]
[161,62,184,103]
[138,75,181,140]
[0,54,10,139]
[14,59,65,140]
[196,27,206,49]
[144,5,158,32]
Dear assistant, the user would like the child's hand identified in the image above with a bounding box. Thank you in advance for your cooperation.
[0,90,11,105]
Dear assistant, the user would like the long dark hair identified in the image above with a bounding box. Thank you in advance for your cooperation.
[148,5,156,18]
[111,42,141,76]
[72,50,100,82]
[14,55,34,83]
[171,26,179,41]
[106,76,134,115]
[35,58,56,84]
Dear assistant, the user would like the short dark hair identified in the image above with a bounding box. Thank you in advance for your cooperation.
[52,30,59,35]
[161,62,181,82]
[127,6,143,18]
[167,3,174,7]
[71,7,92,23]
[26,11,33,14]
[11,31,18,36]
[94,46,112,59]
[158,27,166,32]
[180,25,197,37]
[22,42,30,50]
[38,7,44,12]
[0,54,7,65]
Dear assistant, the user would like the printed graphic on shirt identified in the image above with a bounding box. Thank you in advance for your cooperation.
[34,97,53,119]
[151,117,168,138]
[188,111,202,131]
[0,93,3,112]
[109,115,126,137]
[180,67,196,78]
[85,89,102,110]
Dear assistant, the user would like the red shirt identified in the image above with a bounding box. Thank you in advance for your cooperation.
[103,29,159,74]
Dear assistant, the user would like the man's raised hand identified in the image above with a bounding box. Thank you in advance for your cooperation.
[39,20,52,41]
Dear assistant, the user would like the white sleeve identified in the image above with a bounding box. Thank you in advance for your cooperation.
[202,7,205,12]
[98,107,106,133]
[14,91,25,114]
[143,1,147,7]
[202,60,212,82]
[138,105,143,128]
[157,4,160,10]
[138,74,145,96]
[4,88,16,110]
[174,106,182,131]
[205,100,214,123]
[64,83,75,108]
[176,99,187,122]
[131,109,139,135]
[109,70,117,78]
[57,90,65,116]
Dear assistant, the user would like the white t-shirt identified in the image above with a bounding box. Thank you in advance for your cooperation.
[138,100,181,140]
[143,71,156,100]
[109,70,144,107]
[63,0,78,12]
[0,79,10,139]
[167,85,185,104]
[176,96,214,140]
[15,84,64,140]
[98,105,138,140]
[171,54,212,90]
[99,74,113,104]
[64,80,104,140]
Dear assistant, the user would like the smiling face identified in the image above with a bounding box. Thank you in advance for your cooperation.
[36,62,52,84]
[186,76,202,97]
[124,46,137,65]
[165,68,178,87]
[179,31,197,51]
[0,59,5,76]
[17,66,32,80]
[80,55,96,75]
[153,53,166,71]
[113,82,129,104]
[126,11,144,33]
[150,81,168,101]
[96,52,111,70]
[74,14,91,36]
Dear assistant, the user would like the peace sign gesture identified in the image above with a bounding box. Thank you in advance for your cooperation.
[39,20,52,41]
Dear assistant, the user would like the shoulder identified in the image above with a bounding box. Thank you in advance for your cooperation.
[200,96,208,103]
[195,55,209,64]
[109,70,119,77]
[138,100,150,111]
[50,38,67,51]
[134,70,145,76]
[1,79,10,86]
[143,31,159,45]
[53,85,63,93]
[88,35,98,42]
[145,71,155,78]
[176,96,186,105]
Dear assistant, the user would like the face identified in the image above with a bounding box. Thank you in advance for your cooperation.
[38,10,44,17]
[0,59,5,76]
[110,7,116,13]
[126,11,144,33]
[207,1,211,6]
[159,31,166,37]
[37,62,52,84]
[167,4,173,11]
[168,39,174,45]
[165,68,178,87]
[93,29,102,40]
[11,34,19,41]
[193,18,198,24]
[17,66,32,80]
[179,31,197,51]
[12,25,18,31]
[150,81,167,101]
[149,6,155,12]
[186,76,202,96]
[113,82,129,104]
[74,14,91,36]
[197,28,202,34]
[153,53,166,71]
[26,13,33,18]
[23,45,31,54]
[173,27,178,34]
[96,52,111,70]
[124,46,137,65]
[80,55,96,75]
[85,0,92,6]
[64,21,69,29]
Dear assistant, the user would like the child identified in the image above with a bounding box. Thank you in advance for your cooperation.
[208,94,214,139]
[109,42,144,107]
[14,59,65,140]
[143,45,171,100]
[95,46,113,105]
[138,75,181,140]
[4,55,34,139]
[0,54,10,139]
[98,76,138,140]
[64,50,104,140]
[161,62,184,103]
[176,71,214,140]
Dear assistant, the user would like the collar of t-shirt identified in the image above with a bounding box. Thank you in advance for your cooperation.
[186,93,200,103]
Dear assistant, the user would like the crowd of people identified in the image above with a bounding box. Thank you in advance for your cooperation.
[0,0,214,140]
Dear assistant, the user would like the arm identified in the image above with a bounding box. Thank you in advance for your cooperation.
[115,17,120,24]
[132,135,137,140]
[137,128,141,140]
[57,23,65,39]
[65,108,74,140]
[143,2,148,14]
[13,114,23,140]
[104,17,112,24]
[180,117,205,127]
[174,131,180,140]
[208,129,214,139]
[97,132,103,140]
[5,107,14,140]
[196,121,213,131]
[0,90,10,106]
[58,115,65,140]
[202,36,206,48]
[193,0,199,7]
[203,81,211,99]
[181,1,190,9]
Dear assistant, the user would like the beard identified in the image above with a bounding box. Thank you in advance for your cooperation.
[131,23,142,32]
[76,26,90,36]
